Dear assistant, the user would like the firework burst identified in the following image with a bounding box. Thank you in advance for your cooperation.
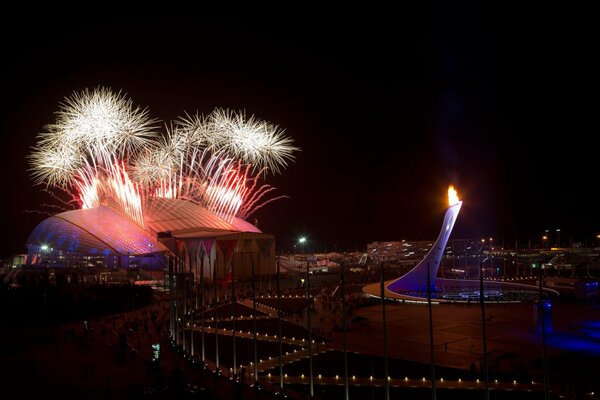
[29,87,158,186]
[206,108,299,174]
[29,88,298,227]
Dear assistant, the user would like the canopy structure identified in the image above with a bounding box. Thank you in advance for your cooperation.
[26,198,275,277]
[27,205,166,257]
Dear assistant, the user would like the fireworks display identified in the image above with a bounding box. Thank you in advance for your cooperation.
[29,87,299,226]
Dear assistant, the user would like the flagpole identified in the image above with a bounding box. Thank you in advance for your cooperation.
[341,262,349,400]
[169,255,174,340]
[189,248,194,359]
[232,251,237,379]
[181,256,186,353]
[195,248,199,310]
[480,259,490,399]
[200,245,206,366]
[307,260,314,398]
[252,260,259,388]
[190,299,194,358]
[381,262,390,400]
[214,251,220,373]
[539,266,550,400]
[276,259,285,397]
[427,262,437,400]
[175,256,181,348]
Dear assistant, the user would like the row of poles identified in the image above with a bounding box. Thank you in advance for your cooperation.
[169,248,267,387]
[169,254,551,400]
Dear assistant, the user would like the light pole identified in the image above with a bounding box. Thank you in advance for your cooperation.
[480,239,485,279]
[298,236,307,254]
[556,229,561,248]
[479,259,490,400]
[298,235,313,398]
[542,235,548,251]
[489,238,494,277]
[426,262,436,400]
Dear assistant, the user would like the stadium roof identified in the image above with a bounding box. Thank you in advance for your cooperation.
[27,205,165,256]
[144,197,238,236]
[27,199,263,257]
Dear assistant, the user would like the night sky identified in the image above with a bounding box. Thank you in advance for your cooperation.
[1,7,597,255]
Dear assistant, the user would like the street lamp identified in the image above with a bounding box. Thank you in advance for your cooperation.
[294,236,307,254]
[298,236,307,255]
[542,235,548,250]
[556,229,561,248]
[298,235,313,397]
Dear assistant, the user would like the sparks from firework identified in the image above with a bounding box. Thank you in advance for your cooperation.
[108,162,144,227]
[179,109,299,174]
[236,174,289,221]
[76,174,101,209]
[136,121,289,222]
[29,87,158,188]
[29,88,298,227]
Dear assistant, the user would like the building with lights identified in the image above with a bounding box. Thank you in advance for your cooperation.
[367,240,434,264]
[26,197,276,281]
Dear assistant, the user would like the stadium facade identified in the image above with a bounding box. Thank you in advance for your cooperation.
[26,197,276,281]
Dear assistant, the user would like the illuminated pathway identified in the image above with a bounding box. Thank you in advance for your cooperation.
[239,298,280,317]
[188,319,556,398]
[260,374,546,393]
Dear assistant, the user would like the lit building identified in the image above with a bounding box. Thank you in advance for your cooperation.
[367,240,434,264]
[26,197,276,280]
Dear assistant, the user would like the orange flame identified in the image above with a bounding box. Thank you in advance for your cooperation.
[448,185,459,206]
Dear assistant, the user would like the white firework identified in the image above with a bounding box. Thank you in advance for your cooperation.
[29,87,158,188]
[28,139,82,187]
[209,108,298,174]
[130,125,179,186]
[53,87,158,159]
[175,112,215,148]
[176,108,299,174]
[29,89,298,227]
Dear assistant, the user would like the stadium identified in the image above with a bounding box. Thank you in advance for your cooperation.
[26,197,276,281]
[24,88,294,283]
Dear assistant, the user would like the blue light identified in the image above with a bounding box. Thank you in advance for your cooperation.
[548,334,600,354]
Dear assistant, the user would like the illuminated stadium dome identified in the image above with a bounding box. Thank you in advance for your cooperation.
[27,197,276,278]
[25,88,295,279]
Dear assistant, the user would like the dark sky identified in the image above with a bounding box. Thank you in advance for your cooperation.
[1,6,597,255]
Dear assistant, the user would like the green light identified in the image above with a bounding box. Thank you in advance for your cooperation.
[298,236,307,244]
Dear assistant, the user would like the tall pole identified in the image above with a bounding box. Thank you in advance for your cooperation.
[214,254,220,371]
[232,253,237,378]
[200,248,206,364]
[539,267,550,400]
[341,262,349,400]
[190,253,194,358]
[307,261,314,398]
[169,255,175,339]
[176,257,181,348]
[381,262,390,400]
[252,260,259,386]
[276,259,285,395]
[181,258,186,353]
[190,299,194,357]
[479,260,490,400]
[426,262,437,400]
